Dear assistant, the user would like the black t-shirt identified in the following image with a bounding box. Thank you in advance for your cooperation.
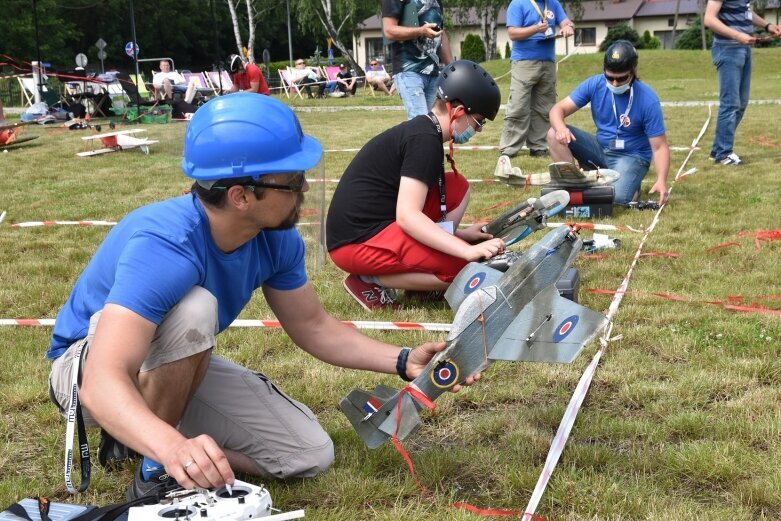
[326,115,444,250]
[336,71,352,80]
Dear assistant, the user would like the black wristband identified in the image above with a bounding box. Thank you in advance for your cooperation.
[396,347,412,382]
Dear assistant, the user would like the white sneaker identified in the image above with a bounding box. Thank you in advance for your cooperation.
[718,153,744,165]
[494,155,513,181]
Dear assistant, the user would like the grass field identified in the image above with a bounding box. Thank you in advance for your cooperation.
[1,50,780,520]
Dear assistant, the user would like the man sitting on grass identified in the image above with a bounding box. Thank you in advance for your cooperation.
[46,93,477,499]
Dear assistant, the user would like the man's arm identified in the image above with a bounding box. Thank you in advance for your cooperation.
[79,304,234,490]
[264,283,477,389]
[704,0,756,44]
[648,134,670,205]
[508,23,551,41]
[383,16,442,42]
[549,96,580,144]
[558,18,575,37]
[439,29,454,64]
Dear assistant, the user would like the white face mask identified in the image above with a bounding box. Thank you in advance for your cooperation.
[606,80,631,95]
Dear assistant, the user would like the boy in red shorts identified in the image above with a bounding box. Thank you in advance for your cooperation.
[327,60,505,310]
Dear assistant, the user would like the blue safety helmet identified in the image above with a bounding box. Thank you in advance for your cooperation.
[181,93,323,182]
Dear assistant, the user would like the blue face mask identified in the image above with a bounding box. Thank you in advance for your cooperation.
[606,81,631,95]
[452,125,475,144]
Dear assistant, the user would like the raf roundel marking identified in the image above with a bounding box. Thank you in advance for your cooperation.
[464,272,486,294]
[553,315,579,342]
[431,359,460,388]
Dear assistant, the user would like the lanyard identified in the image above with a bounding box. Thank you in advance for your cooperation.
[63,338,91,494]
[528,0,548,22]
[426,113,448,220]
[610,83,634,136]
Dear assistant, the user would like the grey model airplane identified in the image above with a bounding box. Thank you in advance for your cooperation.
[481,189,570,246]
[340,226,609,448]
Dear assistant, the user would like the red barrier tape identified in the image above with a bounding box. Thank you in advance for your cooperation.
[588,289,781,316]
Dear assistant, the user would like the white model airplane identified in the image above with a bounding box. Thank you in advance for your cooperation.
[77,129,158,157]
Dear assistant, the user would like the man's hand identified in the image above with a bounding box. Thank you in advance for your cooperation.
[736,32,756,45]
[162,434,235,491]
[554,126,576,145]
[649,180,668,205]
[536,21,550,34]
[420,22,443,38]
[561,24,575,38]
[407,342,481,392]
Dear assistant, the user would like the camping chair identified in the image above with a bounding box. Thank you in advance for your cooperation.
[205,70,233,94]
[278,68,304,99]
[115,72,164,107]
[364,64,390,97]
[182,72,217,101]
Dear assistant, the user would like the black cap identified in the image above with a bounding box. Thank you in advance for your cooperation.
[603,40,638,72]
[436,60,501,121]
[228,54,243,73]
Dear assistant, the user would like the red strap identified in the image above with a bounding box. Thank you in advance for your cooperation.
[705,241,740,253]
[569,191,584,205]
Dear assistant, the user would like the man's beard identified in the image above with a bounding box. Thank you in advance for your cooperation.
[266,194,304,231]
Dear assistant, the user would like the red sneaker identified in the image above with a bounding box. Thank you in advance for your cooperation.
[343,274,397,311]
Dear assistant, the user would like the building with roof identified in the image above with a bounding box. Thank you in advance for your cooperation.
[353,0,779,69]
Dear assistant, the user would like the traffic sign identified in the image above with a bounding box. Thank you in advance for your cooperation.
[97,50,107,60]
[95,38,107,50]
[125,41,139,58]
[75,53,88,67]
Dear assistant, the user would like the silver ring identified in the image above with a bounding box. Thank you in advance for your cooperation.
[184,459,195,470]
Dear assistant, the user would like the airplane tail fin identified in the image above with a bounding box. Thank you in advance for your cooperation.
[339,385,423,449]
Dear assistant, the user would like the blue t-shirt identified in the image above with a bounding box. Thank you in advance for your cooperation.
[569,74,666,162]
[507,0,568,62]
[47,194,308,359]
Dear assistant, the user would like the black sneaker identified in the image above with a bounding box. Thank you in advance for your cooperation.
[126,462,182,501]
[98,429,139,468]
[529,149,549,158]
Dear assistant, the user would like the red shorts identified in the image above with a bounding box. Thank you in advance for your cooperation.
[329,172,470,283]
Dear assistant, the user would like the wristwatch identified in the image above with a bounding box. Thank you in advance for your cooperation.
[765,23,772,32]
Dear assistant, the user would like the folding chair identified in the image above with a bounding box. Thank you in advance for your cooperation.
[364,64,391,97]
[17,77,38,106]
[322,66,340,82]
[278,68,304,99]
[206,70,233,94]
[182,72,217,100]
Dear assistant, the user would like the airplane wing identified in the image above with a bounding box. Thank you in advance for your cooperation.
[77,148,117,157]
[0,135,38,149]
[81,129,146,141]
[444,262,504,312]
[488,284,608,363]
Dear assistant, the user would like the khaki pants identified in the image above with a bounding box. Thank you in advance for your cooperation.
[48,286,334,479]
[499,60,557,157]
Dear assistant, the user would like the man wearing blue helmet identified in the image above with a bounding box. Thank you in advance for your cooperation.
[46,94,473,499]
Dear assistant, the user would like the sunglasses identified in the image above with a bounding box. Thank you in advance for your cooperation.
[216,173,307,193]
[604,71,632,84]
[469,114,486,130]
[370,62,378,66]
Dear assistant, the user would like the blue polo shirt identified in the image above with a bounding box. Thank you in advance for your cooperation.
[47,194,308,359]
[507,0,568,62]
[569,74,666,162]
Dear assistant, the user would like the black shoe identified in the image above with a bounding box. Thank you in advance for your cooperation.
[126,463,182,501]
[529,149,549,158]
[98,429,140,468]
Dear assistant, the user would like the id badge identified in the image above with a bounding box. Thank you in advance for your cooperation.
[436,221,455,234]
[544,27,554,37]
[610,139,625,150]
[746,9,752,20]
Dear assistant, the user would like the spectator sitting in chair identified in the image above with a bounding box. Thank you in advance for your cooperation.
[290,59,325,99]
[365,61,395,96]
[335,63,357,96]
[152,60,191,101]
[227,54,269,95]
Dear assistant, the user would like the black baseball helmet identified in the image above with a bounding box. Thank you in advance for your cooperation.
[436,60,502,121]
[228,54,243,73]
[603,40,638,72]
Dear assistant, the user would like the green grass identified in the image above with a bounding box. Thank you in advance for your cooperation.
[1,51,781,519]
